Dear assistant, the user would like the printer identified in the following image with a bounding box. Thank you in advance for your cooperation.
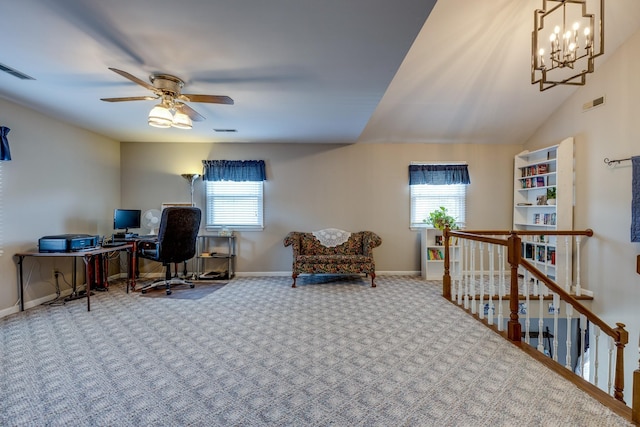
[38,234,99,253]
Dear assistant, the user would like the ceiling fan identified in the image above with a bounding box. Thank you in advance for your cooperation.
[100,67,234,129]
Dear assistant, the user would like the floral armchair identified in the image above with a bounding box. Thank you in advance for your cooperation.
[283,229,382,287]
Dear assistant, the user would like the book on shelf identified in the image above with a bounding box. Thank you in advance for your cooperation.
[427,248,443,260]
[523,243,534,259]
[521,164,549,177]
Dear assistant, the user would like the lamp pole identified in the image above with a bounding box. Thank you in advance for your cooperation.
[181,173,200,206]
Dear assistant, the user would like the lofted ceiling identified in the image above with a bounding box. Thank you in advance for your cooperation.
[1,0,639,145]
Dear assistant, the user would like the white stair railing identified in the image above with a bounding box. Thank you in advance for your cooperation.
[441,228,635,414]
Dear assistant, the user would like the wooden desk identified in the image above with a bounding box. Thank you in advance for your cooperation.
[15,244,133,312]
[112,236,157,287]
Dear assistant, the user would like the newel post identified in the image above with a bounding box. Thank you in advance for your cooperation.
[443,226,451,299]
[613,323,629,403]
[507,232,522,342]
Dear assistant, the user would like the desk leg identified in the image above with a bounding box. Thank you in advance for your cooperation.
[102,254,109,289]
[129,244,137,292]
[83,256,91,311]
[17,256,25,311]
[65,258,85,303]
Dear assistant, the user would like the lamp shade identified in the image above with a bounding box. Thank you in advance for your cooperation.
[148,104,173,128]
[171,110,193,129]
[0,126,11,161]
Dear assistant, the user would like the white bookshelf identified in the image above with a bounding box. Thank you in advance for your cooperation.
[421,228,460,280]
[513,137,573,281]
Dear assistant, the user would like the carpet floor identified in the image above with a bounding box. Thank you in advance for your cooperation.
[0,275,632,426]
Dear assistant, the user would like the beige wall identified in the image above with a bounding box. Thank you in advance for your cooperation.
[525,28,640,397]
[121,141,520,274]
[0,98,120,316]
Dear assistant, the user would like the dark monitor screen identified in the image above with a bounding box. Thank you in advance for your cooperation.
[113,209,141,231]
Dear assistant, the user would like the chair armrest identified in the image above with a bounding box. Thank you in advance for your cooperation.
[362,232,382,256]
[137,240,159,260]
[283,232,302,256]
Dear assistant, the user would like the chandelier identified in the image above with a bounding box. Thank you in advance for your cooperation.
[531,0,604,91]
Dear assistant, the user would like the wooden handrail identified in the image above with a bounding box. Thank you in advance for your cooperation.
[520,258,617,337]
[442,227,633,411]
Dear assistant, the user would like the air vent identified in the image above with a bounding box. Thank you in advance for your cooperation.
[213,129,237,133]
[582,95,605,112]
[0,63,34,80]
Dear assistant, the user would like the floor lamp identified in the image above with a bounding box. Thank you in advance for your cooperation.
[181,173,200,206]
[180,173,200,278]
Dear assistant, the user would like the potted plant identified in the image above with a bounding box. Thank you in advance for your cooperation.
[424,206,459,230]
[546,187,556,205]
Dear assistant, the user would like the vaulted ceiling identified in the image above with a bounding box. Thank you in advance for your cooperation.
[2,0,639,144]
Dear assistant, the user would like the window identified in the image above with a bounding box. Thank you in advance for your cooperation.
[409,163,470,229]
[205,181,264,229]
[410,183,466,228]
[202,160,266,231]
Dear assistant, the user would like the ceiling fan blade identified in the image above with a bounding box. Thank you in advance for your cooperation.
[177,103,205,122]
[179,94,234,105]
[108,67,156,91]
[100,96,158,102]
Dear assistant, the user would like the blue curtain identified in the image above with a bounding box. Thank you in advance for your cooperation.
[202,160,266,182]
[0,126,11,161]
[631,156,640,242]
[409,164,470,185]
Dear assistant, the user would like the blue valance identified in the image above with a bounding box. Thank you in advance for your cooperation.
[409,164,470,185]
[0,126,11,161]
[202,160,266,182]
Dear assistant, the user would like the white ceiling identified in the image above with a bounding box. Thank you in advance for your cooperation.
[1,0,639,145]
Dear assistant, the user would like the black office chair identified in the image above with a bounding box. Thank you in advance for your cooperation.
[138,207,201,295]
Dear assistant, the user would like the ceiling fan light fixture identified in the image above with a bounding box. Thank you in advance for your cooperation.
[148,104,173,128]
[171,110,193,129]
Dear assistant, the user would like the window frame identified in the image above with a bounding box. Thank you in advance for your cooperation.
[409,162,468,230]
[204,180,264,231]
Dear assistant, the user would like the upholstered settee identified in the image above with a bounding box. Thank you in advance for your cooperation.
[283,229,382,288]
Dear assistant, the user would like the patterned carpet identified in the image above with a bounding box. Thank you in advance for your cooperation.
[0,275,632,426]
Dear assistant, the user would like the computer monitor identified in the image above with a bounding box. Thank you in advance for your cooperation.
[113,209,141,233]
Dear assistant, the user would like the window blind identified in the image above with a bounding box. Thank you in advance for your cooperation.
[410,183,466,228]
[205,180,263,229]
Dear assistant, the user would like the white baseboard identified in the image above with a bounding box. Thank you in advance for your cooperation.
[376,271,421,276]
[0,287,76,319]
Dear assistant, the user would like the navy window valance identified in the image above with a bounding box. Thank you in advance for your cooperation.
[409,164,470,185]
[202,160,266,182]
[0,126,11,161]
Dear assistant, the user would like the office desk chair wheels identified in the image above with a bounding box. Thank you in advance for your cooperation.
[162,282,194,295]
